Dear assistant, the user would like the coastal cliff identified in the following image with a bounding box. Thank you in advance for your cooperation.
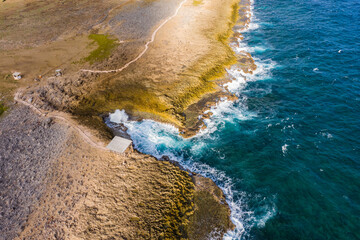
[0,107,233,239]
[0,0,253,238]
[15,0,254,138]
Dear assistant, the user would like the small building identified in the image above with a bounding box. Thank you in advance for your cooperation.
[55,69,62,77]
[12,72,22,80]
[106,136,132,154]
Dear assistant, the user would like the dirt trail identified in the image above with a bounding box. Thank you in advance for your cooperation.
[14,92,107,151]
[12,0,189,149]
[80,0,187,74]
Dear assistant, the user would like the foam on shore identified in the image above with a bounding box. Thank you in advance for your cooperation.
[107,0,278,238]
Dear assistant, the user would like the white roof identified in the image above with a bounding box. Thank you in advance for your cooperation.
[106,136,132,153]
[13,72,21,76]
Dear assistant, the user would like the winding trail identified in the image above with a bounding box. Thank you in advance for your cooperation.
[13,0,188,150]
[14,92,107,151]
[81,0,188,74]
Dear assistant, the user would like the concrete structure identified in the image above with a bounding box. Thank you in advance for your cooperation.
[106,136,132,153]
[12,72,22,80]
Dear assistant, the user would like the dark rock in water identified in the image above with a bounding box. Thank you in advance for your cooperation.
[159,155,171,162]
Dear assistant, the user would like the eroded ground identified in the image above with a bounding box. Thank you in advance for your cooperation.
[0,107,233,239]
[0,0,254,238]
[1,0,255,137]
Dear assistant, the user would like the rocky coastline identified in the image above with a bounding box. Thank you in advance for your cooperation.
[0,106,234,239]
[0,0,254,238]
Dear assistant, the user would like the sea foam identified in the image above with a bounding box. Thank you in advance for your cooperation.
[107,0,278,238]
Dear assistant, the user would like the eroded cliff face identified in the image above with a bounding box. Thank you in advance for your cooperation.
[0,107,233,240]
[11,0,255,138]
[1,0,242,237]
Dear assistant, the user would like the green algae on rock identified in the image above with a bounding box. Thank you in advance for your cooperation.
[84,34,119,64]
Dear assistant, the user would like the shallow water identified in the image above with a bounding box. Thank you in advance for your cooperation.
[109,0,360,238]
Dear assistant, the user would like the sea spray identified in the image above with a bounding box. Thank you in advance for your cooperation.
[111,0,360,237]
[108,109,249,237]
[106,0,280,238]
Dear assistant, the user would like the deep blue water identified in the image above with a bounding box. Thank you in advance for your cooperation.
[110,0,360,238]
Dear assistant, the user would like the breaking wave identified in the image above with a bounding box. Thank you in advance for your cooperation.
[106,0,278,238]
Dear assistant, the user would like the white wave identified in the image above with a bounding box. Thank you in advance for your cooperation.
[224,67,247,93]
[247,22,259,31]
[109,109,129,123]
[124,119,182,155]
[254,46,268,53]
[256,202,277,228]
[105,0,279,238]
[107,106,274,239]
[282,144,289,155]
[197,99,255,137]
[317,131,333,139]
[224,57,276,98]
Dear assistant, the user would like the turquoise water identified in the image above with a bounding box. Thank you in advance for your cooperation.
[109,0,360,238]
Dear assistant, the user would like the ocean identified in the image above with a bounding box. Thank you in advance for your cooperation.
[109,0,360,239]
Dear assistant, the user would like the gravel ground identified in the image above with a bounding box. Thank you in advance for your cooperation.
[0,106,69,240]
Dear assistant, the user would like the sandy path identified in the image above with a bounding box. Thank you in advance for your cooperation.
[12,0,188,152]
[80,0,187,74]
[14,92,107,151]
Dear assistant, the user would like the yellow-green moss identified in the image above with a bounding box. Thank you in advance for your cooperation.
[160,170,195,239]
[72,1,240,133]
[170,3,239,115]
[192,0,203,6]
[187,191,232,240]
[83,34,118,64]
[0,102,7,116]
[121,163,195,239]
[73,82,182,127]
[0,73,18,117]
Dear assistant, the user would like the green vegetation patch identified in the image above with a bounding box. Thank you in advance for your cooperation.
[72,1,241,134]
[84,34,118,64]
[73,82,178,124]
[0,73,18,117]
[0,102,7,116]
[218,3,240,43]
[192,0,203,6]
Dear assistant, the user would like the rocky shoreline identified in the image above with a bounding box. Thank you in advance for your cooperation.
[0,105,234,239]
[0,0,255,238]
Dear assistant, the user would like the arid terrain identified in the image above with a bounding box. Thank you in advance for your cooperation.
[1,0,255,136]
[0,107,233,239]
[0,0,253,239]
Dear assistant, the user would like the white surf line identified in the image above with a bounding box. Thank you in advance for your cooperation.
[14,92,107,151]
[81,0,188,74]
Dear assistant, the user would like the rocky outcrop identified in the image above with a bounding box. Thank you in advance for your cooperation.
[189,175,235,240]
[0,106,233,240]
